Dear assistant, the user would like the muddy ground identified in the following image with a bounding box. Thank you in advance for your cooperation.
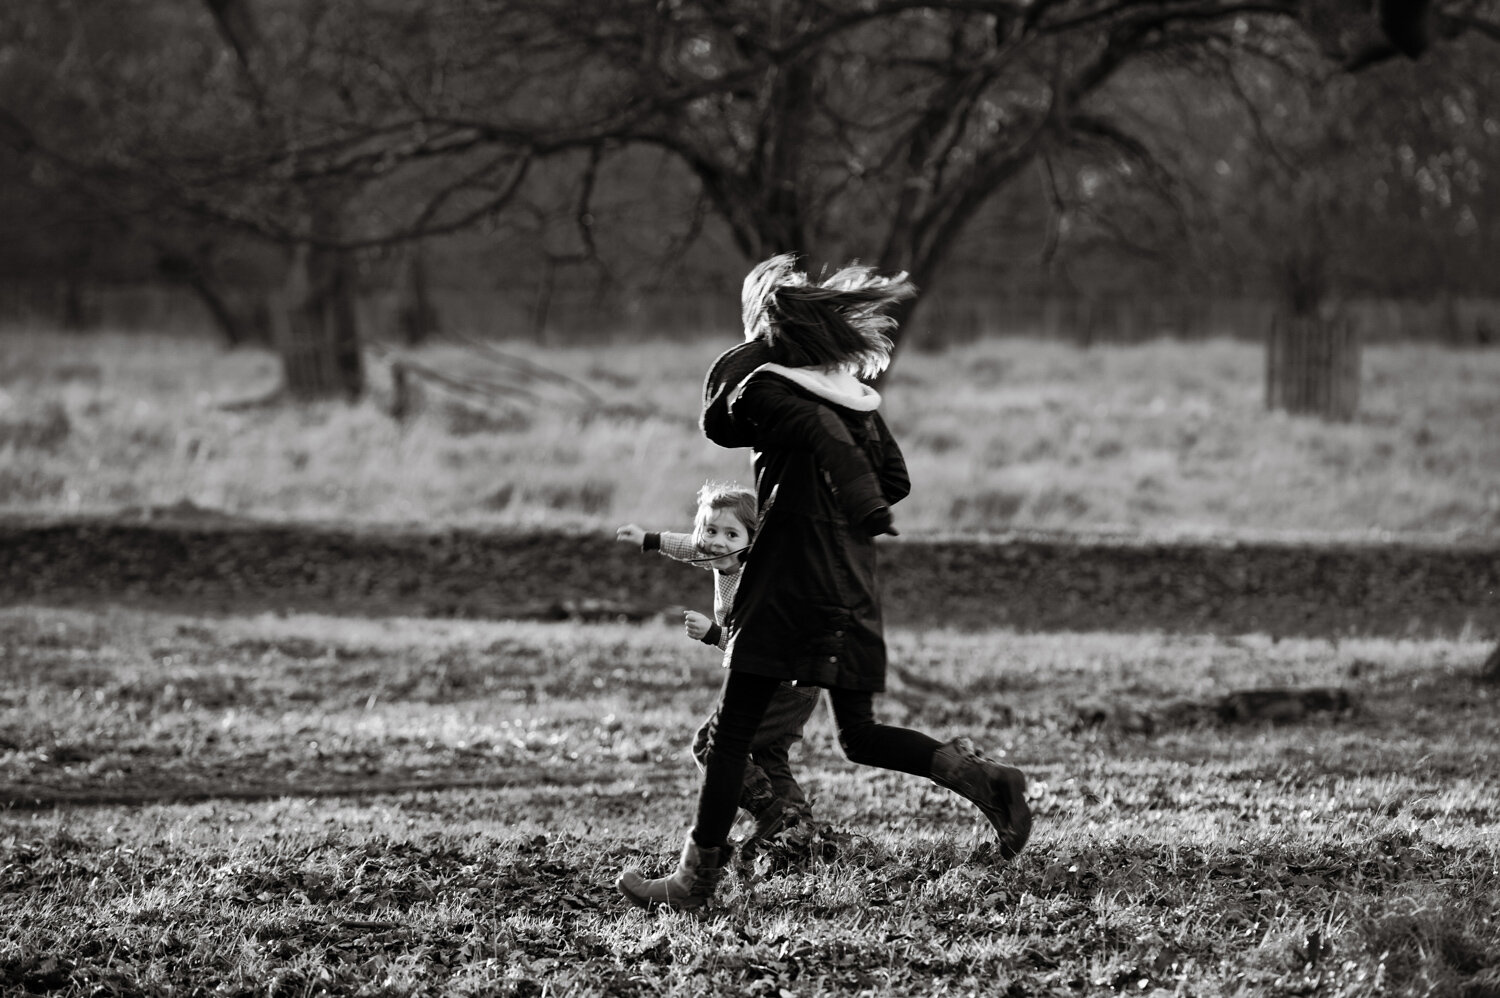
[3,514,1495,638]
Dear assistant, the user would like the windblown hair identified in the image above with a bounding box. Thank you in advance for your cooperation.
[693,481,758,544]
[740,253,917,380]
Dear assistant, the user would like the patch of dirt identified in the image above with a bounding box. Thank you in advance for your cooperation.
[1,515,1495,637]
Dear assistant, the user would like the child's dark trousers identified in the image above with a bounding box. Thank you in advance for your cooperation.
[692,681,819,816]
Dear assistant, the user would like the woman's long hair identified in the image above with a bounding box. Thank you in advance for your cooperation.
[740,254,917,380]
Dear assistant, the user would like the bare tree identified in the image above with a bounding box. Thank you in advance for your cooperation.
[4,0,1497,400]
[436,0,1497,351]
[1175,44,1500,418]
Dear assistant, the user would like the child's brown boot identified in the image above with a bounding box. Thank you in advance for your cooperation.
[617,833,733,911]
[930,737,1031,859]
[735,797,795,871]
[760,809,829,873]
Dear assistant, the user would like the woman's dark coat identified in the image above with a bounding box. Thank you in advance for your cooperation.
[700,342,910,692]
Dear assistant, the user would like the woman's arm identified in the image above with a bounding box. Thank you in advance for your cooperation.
[734,375,891,527]
[874,413,911,506]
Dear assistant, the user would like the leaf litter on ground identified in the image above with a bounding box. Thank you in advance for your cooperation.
[0,605,1496,996]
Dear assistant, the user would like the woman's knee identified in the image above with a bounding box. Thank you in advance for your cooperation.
[837,724,881,766]
[708,671,782,759]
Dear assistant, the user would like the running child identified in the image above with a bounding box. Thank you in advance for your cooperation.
[616,481,820,865]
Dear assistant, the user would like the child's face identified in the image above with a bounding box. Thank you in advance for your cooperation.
[695,507,750,572]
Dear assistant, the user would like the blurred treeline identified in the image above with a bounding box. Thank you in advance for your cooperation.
[1,0,1497,356]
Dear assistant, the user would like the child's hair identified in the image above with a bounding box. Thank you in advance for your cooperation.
[693,481,758,542]
[741,253,917,380]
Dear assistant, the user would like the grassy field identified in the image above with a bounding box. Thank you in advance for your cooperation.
[2,606,1496,996]
[1,328,1497,540]
[2,328,1496,994]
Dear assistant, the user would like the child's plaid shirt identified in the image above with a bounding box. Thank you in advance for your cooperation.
[642,531,740,649]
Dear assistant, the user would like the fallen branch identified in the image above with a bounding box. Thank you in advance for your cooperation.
[217,383,287,411]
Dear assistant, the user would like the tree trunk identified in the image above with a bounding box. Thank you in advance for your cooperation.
[531,258,556,343]
[59,279,94,331]
[158,250,269,348]
[396,248,439,346]
[1265,311,1361,421]
[276,241,364,400]
[188,276,257,347]
[1482,642,1500,684]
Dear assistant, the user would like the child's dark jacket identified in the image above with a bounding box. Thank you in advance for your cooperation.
[700,342,909,692]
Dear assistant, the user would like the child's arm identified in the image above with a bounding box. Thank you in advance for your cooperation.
[651,531,702,563]
[617,525,707,565]
[732,376,895,533]
[618,526,724,645]
[682,609,723,647]
[615,523,647,546]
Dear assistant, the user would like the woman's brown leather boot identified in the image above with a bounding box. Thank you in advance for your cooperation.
[617,833,733,911]
[930,736,1031,860]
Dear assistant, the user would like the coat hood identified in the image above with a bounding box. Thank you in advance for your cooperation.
[728,363,882,413]
[700,341,773,448]
[701,344,884,449]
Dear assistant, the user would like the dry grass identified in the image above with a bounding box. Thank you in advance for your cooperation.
[1,328,1497,540]
[2,606,1497,996]
[4,325,1495,994]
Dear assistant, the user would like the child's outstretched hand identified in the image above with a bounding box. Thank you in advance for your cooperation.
[683,610,713,641]
[616,524,646,545]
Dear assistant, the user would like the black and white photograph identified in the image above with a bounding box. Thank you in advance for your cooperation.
[1,1,1497,994]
